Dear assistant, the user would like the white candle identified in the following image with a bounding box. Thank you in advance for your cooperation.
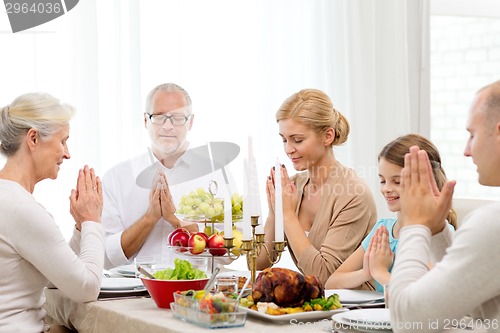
[242,159,252,240]
[274,159,284,242]
[224,191,233,238]
[248,136,263,233]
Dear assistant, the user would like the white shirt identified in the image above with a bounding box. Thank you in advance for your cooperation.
[0,180,104,333]
[390,202,500,332]
[102,148,236,269]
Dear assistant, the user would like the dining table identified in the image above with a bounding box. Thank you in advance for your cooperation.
[43,287,337,333]
[43,286,489,333]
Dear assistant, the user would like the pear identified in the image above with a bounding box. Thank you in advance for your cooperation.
[203,225,214,237]
[220,229,243,255]
[231,229,243,255]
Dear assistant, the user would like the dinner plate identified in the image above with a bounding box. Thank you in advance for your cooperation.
[112,264,136,278]
[101,278,144,290]
[98,286,149,299]
[343,308,391,326]
[331,309,392,332]
[241,307,348,323]
[99,287,148,295]
[326,289,384,304]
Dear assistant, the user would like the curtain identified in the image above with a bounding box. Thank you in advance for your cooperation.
[0,0,428,238]
[329,0,430,218]
[0,0,142,238]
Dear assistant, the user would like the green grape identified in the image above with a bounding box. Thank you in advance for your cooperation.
[231,194,243,218]
[185,197,195,206]
[180,195,188,204]
[199,202,210,213]
[175,187,243,221]
[231,194,238,205]
[207,207,216,217]
[213,202,223,214]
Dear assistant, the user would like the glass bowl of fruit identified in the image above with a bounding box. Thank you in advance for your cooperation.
[175,185,243,223]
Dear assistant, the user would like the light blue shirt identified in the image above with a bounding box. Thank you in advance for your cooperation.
[361,218,454,292]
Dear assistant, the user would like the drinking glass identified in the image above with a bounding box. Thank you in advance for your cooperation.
[176,255,209,274]
[134,256,156,278]
[216,276,239,295]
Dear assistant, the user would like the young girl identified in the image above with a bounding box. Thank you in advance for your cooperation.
[325,134,457,292]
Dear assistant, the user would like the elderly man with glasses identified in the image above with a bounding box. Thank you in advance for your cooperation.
[102,83,218,269]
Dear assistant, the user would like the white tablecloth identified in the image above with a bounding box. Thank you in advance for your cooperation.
[44,288,488,333]
[44,288,333,333]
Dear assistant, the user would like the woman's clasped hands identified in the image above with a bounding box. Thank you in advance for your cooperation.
[70,165,103,230]
[266,164,297,219]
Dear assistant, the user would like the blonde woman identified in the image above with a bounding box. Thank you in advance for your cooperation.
[0,93,104,332]
[257,88,377,285]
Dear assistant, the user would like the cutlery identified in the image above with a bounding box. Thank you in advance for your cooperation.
[137,265,156,279]
[344,300,385,309]
[201,267,220,299]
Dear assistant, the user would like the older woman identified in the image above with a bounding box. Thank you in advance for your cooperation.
[0,93,104,332]
[257,88,377,285]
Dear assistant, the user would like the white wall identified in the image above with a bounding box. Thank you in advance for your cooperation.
[430,16,500,200]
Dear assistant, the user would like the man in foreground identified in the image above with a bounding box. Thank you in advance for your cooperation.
[390,80,500,332]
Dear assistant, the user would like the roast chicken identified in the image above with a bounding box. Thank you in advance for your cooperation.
[252,267,324,307]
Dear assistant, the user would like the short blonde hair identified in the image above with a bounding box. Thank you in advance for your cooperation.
[275,89,350,146]
[0,92,75,156]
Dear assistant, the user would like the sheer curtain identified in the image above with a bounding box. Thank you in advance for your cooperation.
[0,0,428,238]
[0,0,143,238]
[329,0,430,218]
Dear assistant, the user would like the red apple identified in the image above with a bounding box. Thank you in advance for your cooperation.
[188,234,207,255]
[207,234,226,256]
[170,230,190,249]
[168,228,190,246]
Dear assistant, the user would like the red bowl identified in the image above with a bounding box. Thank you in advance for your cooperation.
[140,277,209,309]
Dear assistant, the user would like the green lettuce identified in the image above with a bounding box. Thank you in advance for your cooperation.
[152,258,207,280]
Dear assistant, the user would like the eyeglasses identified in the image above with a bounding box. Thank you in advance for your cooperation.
[146,113,192,126]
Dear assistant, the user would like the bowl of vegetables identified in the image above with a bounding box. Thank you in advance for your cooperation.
[140,258,209,309]
[171,290,247,328]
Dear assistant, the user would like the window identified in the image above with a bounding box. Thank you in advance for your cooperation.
[430,0,500,199]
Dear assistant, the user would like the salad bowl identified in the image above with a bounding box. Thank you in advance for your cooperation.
[141,277,209,309]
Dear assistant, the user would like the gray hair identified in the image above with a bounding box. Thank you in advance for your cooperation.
[145,83,192,114]
[0,92,75,156]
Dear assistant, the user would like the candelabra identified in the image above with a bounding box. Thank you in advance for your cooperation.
[223,216,285,283]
